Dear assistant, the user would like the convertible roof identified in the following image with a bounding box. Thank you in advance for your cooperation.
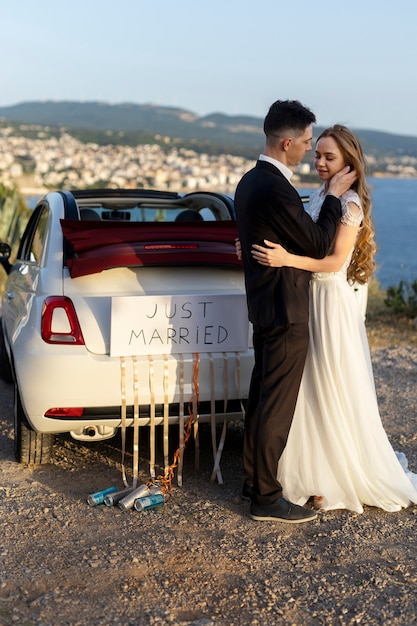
[60,219,241,278]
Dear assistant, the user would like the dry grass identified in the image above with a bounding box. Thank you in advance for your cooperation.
[366,279,417,349]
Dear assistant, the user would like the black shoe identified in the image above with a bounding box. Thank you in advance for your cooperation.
[250,497,317,524]
[241,480,255,502]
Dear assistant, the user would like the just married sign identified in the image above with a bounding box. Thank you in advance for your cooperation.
[110,294,249,356]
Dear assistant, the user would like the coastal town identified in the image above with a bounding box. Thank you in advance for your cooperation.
[2,122,417,197]
[0,126,253,196]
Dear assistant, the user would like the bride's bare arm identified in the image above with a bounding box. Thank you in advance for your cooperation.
[252,203,361,272]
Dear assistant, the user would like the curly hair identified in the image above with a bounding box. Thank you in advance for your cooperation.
[317,125,377,284]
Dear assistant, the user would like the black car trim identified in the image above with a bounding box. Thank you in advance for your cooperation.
[45,399,245,420]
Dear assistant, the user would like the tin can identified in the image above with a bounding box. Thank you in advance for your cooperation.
[134,493,165,512]
[87,486,118,507]
[118,484,151,511]
[104,487,135,506]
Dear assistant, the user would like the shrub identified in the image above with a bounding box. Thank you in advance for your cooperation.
[384,280,417,317]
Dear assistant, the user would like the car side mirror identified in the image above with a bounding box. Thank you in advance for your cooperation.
[0,242,12,274]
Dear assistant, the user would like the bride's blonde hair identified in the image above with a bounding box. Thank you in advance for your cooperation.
[318,125,376,284]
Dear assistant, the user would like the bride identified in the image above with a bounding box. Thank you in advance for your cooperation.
[251,124,417,513]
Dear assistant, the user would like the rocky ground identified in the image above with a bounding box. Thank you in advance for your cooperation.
[1,343,417,626]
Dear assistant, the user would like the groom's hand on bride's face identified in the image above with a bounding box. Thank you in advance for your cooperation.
[343,167,357,186]
[328,166,357,197]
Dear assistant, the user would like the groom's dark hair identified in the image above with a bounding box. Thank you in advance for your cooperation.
[264,100,316,138]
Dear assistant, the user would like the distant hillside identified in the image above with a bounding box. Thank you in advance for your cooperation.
[2,100,417,159]
[0,101,263,157]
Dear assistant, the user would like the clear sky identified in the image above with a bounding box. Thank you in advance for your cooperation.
[1,0,417,137]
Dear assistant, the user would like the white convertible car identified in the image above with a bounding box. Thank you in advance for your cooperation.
[0,189,253,472]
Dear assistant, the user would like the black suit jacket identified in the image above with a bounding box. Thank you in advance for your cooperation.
[235,160,341,327]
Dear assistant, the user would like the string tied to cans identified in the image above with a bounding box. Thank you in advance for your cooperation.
[118,352,200,493]
[87,352,201,512]
[154,351,199,494]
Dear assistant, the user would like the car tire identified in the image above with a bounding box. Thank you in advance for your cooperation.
[0,322,13,383]
[14,384,54,465]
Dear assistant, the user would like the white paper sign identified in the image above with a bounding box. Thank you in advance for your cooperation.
[110,294,249,356]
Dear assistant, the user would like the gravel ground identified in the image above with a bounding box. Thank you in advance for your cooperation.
[1,344,417,626]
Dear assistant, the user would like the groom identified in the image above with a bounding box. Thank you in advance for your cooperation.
[235,99,355,523]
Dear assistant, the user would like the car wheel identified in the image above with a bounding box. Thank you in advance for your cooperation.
[14,384,54,465]
[0,323,13,383]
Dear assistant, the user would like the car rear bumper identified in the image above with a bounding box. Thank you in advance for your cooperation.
[14,348,253,434]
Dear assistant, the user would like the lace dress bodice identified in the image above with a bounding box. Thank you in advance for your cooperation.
[307,187,363,280]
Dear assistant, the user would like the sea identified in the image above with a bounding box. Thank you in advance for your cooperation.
[298,177,417,289]
[25,178,416,289]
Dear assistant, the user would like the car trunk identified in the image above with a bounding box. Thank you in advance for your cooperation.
[60,219,246,357]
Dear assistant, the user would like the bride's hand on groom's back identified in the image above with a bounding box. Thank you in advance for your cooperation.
[252,240,288,267]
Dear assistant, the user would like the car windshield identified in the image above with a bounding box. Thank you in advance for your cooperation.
[79,204,217,223]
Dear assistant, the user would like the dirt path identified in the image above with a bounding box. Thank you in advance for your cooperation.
[1,345,417,625]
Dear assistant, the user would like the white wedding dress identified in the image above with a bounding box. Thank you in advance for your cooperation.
[278,187,417,513]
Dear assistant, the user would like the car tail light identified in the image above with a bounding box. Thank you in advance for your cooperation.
[45,407,85,417]
[41,296,85,345]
